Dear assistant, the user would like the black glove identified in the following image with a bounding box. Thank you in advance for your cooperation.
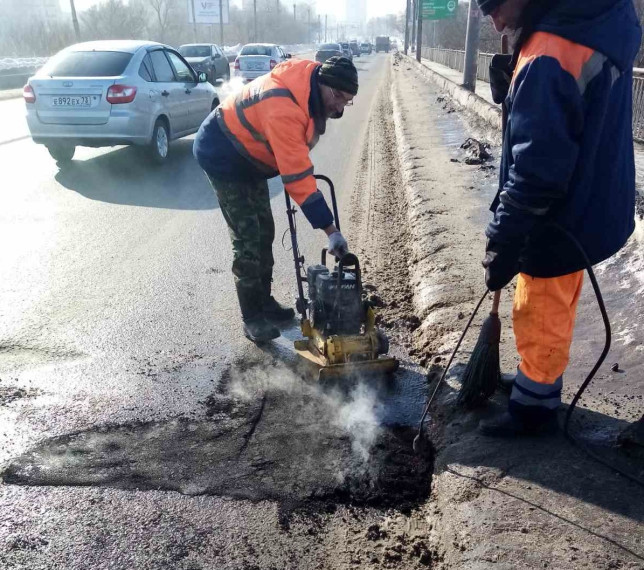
[482,241,522,291]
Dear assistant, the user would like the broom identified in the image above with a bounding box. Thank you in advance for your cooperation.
[456,290,501,408]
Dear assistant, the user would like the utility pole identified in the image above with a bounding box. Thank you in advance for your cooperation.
[317,14,321,43]
[411,0,417,52]
[277,0,280,13]
[404,0,410,55]
[253,0,258,41]
[293,3,296,21]
[415,0,423,63]
[325,14,327,42]
[307,5,311,44]
[463,0,481,91]
[190,0,198,42]
[69,0,81,41]
[219,0,224,46]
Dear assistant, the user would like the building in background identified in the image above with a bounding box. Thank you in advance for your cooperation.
[4,0,63,23]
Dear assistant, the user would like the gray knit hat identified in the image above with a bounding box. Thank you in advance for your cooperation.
[318,56,359,96]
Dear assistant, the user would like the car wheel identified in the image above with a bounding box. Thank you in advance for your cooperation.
[150,119,169,164]
[47,143,75,165]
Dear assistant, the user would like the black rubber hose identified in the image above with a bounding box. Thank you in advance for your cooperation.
[552,223,644,488]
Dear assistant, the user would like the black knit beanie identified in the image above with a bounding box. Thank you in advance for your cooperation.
[318,56,359,96]
[476,0,505,16]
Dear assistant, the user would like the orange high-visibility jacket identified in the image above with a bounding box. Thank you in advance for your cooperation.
[212,59,333,228]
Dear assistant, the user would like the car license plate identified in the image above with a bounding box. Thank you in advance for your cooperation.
[249,63,264,70]
[50,95,97,108]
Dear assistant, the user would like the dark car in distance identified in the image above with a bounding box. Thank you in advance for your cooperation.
[349,40,361,58]
[315,43,343,63]
[339,42,353,61]
[179,43,230,83]
[360,42,372,54]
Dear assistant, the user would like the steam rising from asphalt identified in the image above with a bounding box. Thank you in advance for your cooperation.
[227,361,384,467]
[216,76,246,100]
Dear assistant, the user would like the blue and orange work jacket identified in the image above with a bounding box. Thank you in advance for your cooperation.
[194,59,333,229]
[487,0,641,277]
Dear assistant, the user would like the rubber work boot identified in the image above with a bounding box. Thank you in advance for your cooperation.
[243,315,280,343]
[618,414,644,448]
[478,412,559,437]
[236,281,280,343]
[261,275,294,322]
[263,296,295,322]
[498,373,516,394]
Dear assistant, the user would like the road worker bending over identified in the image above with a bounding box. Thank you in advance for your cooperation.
[194,56,358,342]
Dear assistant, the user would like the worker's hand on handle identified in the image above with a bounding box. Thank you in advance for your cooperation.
[327,231,348,258]
[482,240,521,291]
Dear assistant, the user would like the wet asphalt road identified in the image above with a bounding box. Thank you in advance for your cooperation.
[0,54,429,568]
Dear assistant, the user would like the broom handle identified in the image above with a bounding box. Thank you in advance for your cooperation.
[491,290,501,315]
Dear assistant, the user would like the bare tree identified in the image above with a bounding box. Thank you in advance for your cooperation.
[81,0,147,40]
[142,0,177,42]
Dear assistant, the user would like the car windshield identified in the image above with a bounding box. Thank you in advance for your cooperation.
[341,43,349,48]
[39,51,133,77]
[319,44,340,51]
[179,46,211,58]
[240,45,273,56]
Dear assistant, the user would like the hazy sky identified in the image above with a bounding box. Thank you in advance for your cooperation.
[60,0,407,20]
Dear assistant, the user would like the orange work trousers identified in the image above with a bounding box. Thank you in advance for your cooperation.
[513,271,584,385]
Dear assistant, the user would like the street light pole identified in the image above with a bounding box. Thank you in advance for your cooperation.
[69,0,81,41]
[415,0,423,62]
[190,0,198,42]
[253,0,257,41]
[463,0,481,92]
[219,0,224,46]
[307,5,311,44]
[325,14,327,42]
[404,0,410,54]
[293,3,296,21]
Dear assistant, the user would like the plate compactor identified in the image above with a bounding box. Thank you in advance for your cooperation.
[284,174,399,381]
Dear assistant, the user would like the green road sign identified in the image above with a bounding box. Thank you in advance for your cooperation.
[421,0,458,20]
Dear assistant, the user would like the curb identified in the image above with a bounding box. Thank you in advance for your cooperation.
[405,54,502,132]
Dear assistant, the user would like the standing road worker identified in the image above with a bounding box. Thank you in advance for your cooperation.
[476,0,641,436]
[193,56,358,343]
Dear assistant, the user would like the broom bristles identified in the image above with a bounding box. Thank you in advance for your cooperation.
[456,312,501,408]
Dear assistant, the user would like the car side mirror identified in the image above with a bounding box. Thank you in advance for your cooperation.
[198,72,208,83]
[214,53,221,59]
[286,53,292,59]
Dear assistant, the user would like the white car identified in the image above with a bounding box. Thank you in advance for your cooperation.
[24,40,220,165]
[233,43,292,82]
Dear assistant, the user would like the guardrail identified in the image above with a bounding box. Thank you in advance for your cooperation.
[421,47,494,84]
[422,47,644,143]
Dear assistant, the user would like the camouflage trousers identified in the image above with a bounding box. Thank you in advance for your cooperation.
[207,174,275,320]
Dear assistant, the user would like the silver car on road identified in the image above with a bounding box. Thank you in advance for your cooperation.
[24,40,220,165]
[233,43,291,82]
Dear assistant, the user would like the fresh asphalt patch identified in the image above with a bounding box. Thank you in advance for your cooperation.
[1,353,433,522]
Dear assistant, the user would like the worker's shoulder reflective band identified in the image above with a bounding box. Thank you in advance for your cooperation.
[233,88,298,155]
[237,88,296,110]
[510,370,563,410]
[499,191,549,216]
[215,108,275,175]
[282,166,314,185]
[576,51,609,96]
